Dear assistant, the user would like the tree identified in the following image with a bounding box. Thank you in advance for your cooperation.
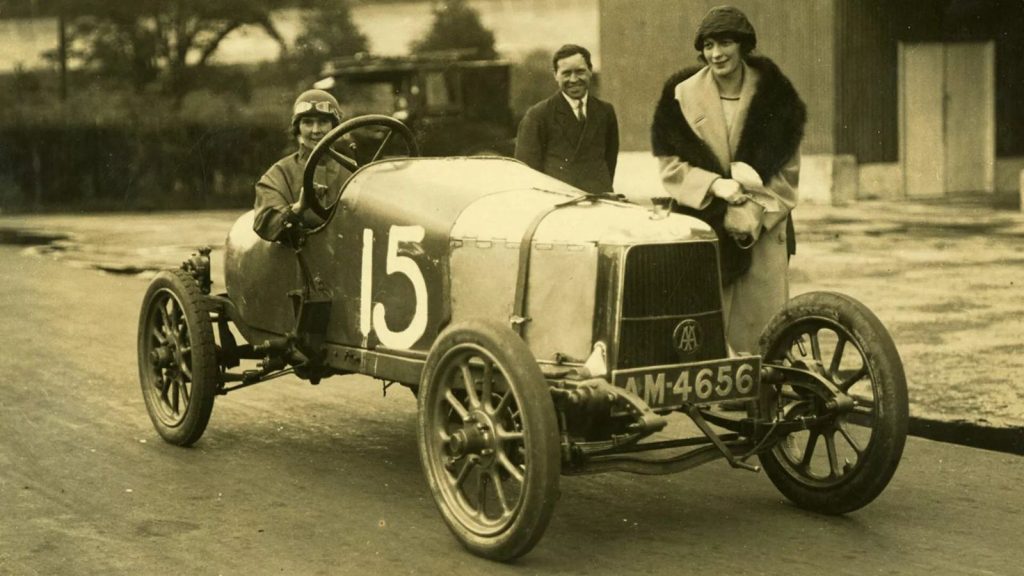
[52,0,286,102]
[292,0,368,77]
[410,0,497,59]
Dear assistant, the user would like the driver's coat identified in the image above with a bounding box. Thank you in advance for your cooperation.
[253,149,351,242]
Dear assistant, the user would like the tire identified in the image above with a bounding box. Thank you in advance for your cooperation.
[417,319,560,561]
[757,291,908,514]
[138,270,219,446]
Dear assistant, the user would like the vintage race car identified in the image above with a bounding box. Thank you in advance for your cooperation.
[138,115,908,561]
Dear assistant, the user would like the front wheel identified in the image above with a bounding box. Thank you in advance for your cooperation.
[138,270,219,446]
[417,319,560,562]
[757,291,908,514]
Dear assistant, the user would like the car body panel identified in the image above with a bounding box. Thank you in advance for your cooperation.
[225,157,717,363]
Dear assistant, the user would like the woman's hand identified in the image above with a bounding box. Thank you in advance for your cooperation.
[724,201,765,246]
[710,178,746,205]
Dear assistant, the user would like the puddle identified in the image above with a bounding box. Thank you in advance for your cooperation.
[91,263,161,276]
[2,228,162,277]
[0,229,69,246]
[865,220,1023,238]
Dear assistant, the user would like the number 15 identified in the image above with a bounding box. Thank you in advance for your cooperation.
[360,225,428,349]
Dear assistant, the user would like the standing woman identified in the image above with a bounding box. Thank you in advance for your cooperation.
[651,5,806,354]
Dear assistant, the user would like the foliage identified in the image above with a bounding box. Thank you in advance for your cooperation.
[410,0,497,59]
[510,48,554,117]
[0,119,289,212]
[47,0,286,102]
[0,57,312,213]
[291,0,369,78]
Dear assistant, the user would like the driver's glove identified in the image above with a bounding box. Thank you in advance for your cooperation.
[279,207,306,248]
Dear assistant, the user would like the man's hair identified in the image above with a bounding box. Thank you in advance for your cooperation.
[552,44,592,71]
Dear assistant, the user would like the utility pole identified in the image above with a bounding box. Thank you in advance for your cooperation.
[58,4,68,101]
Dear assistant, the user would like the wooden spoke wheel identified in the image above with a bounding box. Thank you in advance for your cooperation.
[138,270,218,446]
[757,291,908,514]
[417,320,560,561]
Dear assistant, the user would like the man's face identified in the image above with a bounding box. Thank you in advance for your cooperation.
[554,53,591,100]
[297,115,334,151]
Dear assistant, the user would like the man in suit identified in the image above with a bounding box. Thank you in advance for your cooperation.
[515,44,619,194]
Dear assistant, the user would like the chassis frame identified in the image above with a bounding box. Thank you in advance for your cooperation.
[183,247,869,478]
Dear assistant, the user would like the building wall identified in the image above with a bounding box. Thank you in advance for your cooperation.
[601,0,1024,159]
[893,0,1024,158]
[600,0,836,153]
[834,0,897,163]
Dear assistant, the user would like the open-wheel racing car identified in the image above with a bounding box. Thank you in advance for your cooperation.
[138,115,909,561]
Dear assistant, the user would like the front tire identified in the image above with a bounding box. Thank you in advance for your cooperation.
[417,319,560,561]
[138,270,219,446]
[757,291,908,514]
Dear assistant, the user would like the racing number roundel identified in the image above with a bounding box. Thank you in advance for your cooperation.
[360,225,428,349]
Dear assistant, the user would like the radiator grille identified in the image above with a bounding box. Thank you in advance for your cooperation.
[616,243,726,368]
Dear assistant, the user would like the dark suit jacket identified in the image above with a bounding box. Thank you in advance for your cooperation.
[514,92,619,194]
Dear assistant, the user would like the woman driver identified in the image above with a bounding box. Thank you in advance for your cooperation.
[253,89,354,243]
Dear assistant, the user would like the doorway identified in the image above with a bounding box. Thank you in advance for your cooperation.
[898,42,995,198]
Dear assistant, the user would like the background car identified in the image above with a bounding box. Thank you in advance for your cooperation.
[312,51,515,157]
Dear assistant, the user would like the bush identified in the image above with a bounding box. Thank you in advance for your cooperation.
[0,121,290,213]
[290,0,369,78]
[510,49,555,119]
[0,62,307,213]
[411,0,497,59]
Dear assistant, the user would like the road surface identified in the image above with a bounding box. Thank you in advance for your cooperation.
[1,244,1022,575]
[3,197,1023,428]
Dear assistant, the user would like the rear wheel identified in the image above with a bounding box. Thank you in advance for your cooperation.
[138,270,219,446]
[757,291,908,514]
[417,319,560,561]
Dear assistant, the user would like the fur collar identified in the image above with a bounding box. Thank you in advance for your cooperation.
[650,56,804,285]
[651,55,806,180]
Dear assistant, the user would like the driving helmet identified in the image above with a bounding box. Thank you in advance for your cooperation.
[291,89,342,130]
[693,5,757,52]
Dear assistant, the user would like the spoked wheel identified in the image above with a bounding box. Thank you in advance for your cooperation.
[417,320,560,562]
[757,291,908,514]
[138,270,219,446]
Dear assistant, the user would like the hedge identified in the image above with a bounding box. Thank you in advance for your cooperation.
[0,120,293,212]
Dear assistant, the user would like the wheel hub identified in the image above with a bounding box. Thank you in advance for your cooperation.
[149,346,174,369]
[449,413,497,463]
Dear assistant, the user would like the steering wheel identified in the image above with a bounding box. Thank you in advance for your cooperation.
[300,114,420,220]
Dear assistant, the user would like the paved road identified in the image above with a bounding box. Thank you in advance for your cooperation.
[3,198,1024,428]
[2,245,1022,575]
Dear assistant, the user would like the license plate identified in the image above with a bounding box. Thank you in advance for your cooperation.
[611,356,761,410]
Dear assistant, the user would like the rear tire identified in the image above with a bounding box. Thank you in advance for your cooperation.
[417,319,560,561]
[138,270,218,446]
[757,291,908,514]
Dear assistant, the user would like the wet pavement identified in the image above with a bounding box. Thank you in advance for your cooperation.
[1,185,1022,445]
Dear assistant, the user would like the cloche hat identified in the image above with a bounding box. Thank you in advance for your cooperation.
[693,5,757,52]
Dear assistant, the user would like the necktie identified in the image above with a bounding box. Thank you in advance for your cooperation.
[576,99,586,124]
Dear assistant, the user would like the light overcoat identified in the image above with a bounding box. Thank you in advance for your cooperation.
[651,56,806,353]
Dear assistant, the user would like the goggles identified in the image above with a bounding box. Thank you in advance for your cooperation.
[293,100,338,116]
